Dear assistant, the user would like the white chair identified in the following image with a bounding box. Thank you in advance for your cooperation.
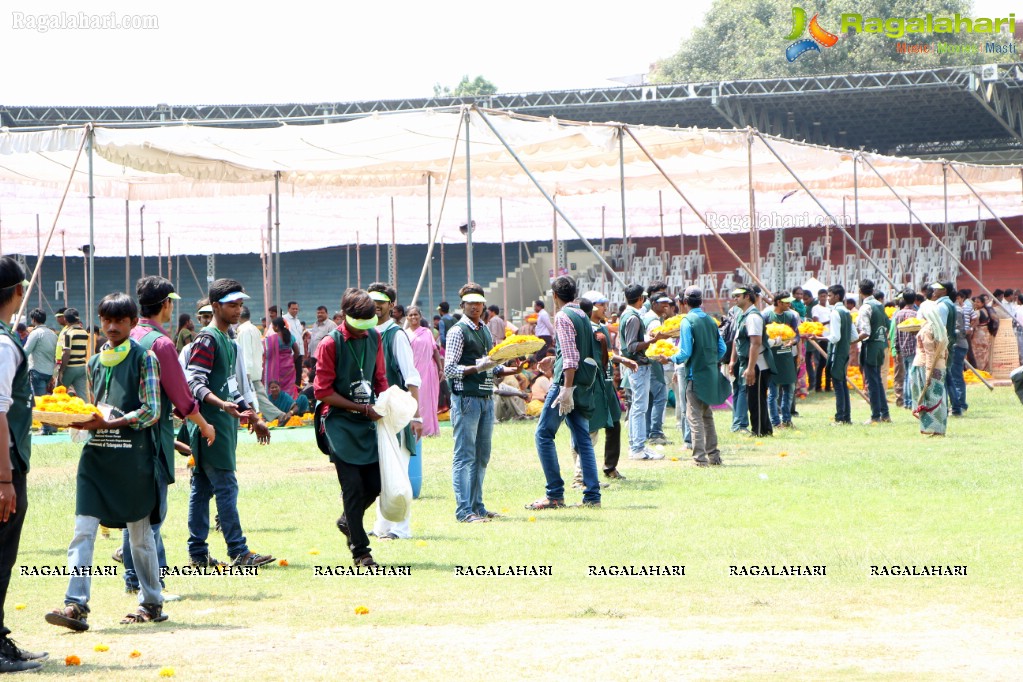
[980,239,993,260]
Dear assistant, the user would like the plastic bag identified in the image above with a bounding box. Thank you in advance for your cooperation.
[373,386,417,522]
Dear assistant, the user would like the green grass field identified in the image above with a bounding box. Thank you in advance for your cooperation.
[7,386,1022,680]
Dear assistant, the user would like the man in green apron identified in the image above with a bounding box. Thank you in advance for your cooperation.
[526,276,604,509]
[367,282,422,540]
[118,276,216,597]
[45,293,166,631]
[818,284,854,424]
[185,279,274,569]
[765,292,799,428]
[313,289,389,567]
[731,285,776,437]
[0,259,48,670]
[855,279,891,424]
[671,286,729,466]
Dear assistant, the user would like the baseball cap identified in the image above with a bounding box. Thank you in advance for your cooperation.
[581,290,608,304]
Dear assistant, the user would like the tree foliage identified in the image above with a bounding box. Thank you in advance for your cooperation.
[651,0,1011,82]
[433,75,499,97]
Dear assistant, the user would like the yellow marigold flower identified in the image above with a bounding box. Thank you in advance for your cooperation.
[130,650,142,658]
[651,315,683,336]
[278,559,289,567]
[308,548,320,555]
[159,667,176,677]
[14,603,26,610]
[645,339,676,358]
[354,606,369,615]
[94,644,109,652]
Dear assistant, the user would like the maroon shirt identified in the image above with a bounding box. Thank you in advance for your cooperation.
[314,325,388,401]
[131,318,200,419]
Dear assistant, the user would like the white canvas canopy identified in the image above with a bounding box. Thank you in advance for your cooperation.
[1,108,1022,258]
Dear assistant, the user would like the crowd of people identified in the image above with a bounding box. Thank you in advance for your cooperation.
[3,247,1021,670]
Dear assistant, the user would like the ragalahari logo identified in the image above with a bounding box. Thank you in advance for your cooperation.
[785,7,839,61]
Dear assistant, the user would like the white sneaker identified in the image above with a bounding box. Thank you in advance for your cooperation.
[643,447,665,460]
[162,593,183,602]
[628,449,650,460]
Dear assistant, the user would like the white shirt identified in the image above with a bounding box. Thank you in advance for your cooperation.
[376,319,422,388]
[827,307,844,345]
[281,313,303,351]
[812,303,831,326]
[236,320,264,382]
[744,309,769,370]
[307,319,337,357]
[0,333,22,414]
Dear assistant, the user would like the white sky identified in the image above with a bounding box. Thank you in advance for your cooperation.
[1,1,1016,106]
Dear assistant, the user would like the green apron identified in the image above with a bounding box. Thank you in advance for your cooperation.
[323,329,381,466]
[188,326,238,471]
[0,322,32,473]
[553,306,601,420]
[451,320,494,397]
[942,299,957,346]
[77,341,159,527]
[686,312,731,406]
[828,308,853,370]
[136,324,176,484]
[862,300,889,367]
[767,311,797,386]
[587,322,621,432]
[380,323,416,453]
[735,307,777,374]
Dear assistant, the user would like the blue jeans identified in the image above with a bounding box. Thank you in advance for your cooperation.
[65,515,162,610]
[768,379,794,426]
[675,368,691,446]
[187,460,248,560]
[647,374,668,438]
[830,358,851,422]
[626,365,651,452]
[863,363,889,420]
[535,385,600,503]
[947,346,968,414]
[450,394,494,521]
[122,474,169,589]
[731,378,749,431]
[28,369,56,434]
[901,354,916,410]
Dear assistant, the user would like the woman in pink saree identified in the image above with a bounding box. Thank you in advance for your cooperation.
[405,306,444,436]
[264,317,299,398]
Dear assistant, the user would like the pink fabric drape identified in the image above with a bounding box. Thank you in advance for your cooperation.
[408,325,441,436]
[263,331,297,398]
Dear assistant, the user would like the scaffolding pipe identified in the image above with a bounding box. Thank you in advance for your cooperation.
[947,163,1023,253]
[465,107,475,282]
[474,107,624,286]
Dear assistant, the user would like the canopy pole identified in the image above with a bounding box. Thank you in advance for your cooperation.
[409,109,466,311]
[376,216,380,282]
[552,195,559,284]
[440,235,445,299]
[473,107,625,286]
[16,126,88,324]
[600,206,606,277]
[35,215,41,309]
[87,126,96,402]
[61,231,68,307]
[752,133,896,290]
[139,204,145,279]
[858,154,1012,317]
[854,156,860,248]
[947,163,1023,252]
[678,208,684,274]
[747,129,758,279]
[427,175,433,310]
[465,108,475,283]
[266,195,273,311]
[622,125,769,294]
[346,242,351,290]
[500,197,508,317]
[157,221,163,278]
[390,197,397,291]
[260,226,270,326]
[274,172,281,312]
[658,190,666,257]
[356,230,361,288]
[124,200,129,292]
[619,126,628,262]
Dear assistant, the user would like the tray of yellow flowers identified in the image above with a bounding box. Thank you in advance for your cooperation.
[645,339,677,359]
[896,317,924,333]
[33,386,101,427]
[650,315,683,338]
[488,334,545,362]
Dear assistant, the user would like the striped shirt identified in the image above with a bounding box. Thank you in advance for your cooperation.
[61,325,91,367]
[443,319,500,394]
[87,343,162,429]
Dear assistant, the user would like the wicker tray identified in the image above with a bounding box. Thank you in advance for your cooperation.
[488,339,544,362]
[651,327,681,339]
[32,409,93,427]
[896,323,921,333]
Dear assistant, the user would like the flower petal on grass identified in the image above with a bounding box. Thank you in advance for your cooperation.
[159,667,176,677]
[130,650,142,658]
[278,559,289,567]
[13,603,26,610]
[94,644,109,652]
[354,606,369,615]
[308,549,320,555]
[65,655,81,666]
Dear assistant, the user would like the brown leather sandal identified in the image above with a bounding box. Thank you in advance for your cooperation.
[120,603,168,625]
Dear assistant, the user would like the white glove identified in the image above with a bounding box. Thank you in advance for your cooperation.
[474,356,499,373]
[552,385,576,416]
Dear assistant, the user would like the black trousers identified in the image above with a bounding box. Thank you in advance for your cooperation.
[603,421,622,473]
[810,341,832,391]
[0,469,27,635]
[334,460,381,560]
[748,367,773,437]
